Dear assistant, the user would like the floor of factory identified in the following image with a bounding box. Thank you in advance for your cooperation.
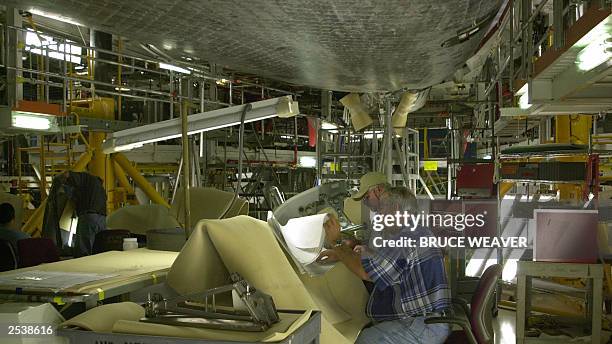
[493,309,612,343]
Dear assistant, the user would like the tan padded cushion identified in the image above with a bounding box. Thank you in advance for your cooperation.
[166,219,229,296]
[171,188,249,225]
[107,204,180,234]
[62,302,144,332]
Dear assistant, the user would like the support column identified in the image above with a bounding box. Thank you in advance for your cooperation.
[5,7,23,107]
[208,64,219,111]
[321,90,332,121]
[179,77,191,236]
[89,30,113,91]
[385,99,393,184]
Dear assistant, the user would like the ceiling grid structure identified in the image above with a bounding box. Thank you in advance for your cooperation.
[6,0,502,92]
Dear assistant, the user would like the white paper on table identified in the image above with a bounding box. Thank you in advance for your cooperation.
[0,270,117,292]
[280,213,328,265]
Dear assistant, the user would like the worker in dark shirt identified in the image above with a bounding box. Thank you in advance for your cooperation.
[59,171,107,257]
[0,202,30,252]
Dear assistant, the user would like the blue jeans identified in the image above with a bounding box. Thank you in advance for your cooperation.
[356,316,450,344]
[74,213,106,257]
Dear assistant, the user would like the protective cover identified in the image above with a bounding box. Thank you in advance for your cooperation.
[107,204,181,235]
[167,216,369,343]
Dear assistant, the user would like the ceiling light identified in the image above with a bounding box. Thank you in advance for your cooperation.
[159,62,191,75]
[114,87,131,91]
[299,156,317,168]
[321,121,338,130]
[74,65,85,70]
[103,96,299,153]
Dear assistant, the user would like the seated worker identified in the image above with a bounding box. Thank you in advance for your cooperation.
[0,202,30,251]
[319,186,451,344]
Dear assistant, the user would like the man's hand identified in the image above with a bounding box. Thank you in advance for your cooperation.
[323,214,342,245]
[317,249,339,263]
[353,245,368,256]
[323,215,341,232]
[316,245,371,281]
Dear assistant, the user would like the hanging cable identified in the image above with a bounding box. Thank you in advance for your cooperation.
[220,103,252,218]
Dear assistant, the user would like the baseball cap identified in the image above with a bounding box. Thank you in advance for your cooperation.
[351,172,387,200]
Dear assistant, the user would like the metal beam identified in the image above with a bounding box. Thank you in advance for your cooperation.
[5,7,22,107]
[112,153,170,208]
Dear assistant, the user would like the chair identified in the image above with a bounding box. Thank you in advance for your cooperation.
[0,240,18,271]
[17,238,60,268]
[426,263,502,344]
[92,229,132,254]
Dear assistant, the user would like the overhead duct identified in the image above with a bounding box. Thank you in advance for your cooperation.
[102,96,299,154]
[391,89,429,136]
[339,93,373,131]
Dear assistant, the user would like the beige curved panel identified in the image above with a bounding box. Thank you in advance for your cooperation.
[106,204,180,234]
[171,187,248,225]
[199,215,368,343]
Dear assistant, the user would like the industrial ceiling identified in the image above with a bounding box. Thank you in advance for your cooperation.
[6,0,503,92]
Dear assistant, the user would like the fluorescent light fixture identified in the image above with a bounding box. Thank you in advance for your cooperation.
[576,38,611,71]
[280,135,293,139]
[321,121,338,130]
[159,62,191,75]
[114,87,131,91]
[572,18,611,71]
[0,109,60,132]
[299,156,317,168]
[14,114,51,130]
[25,30,82,64]
[28,8,83,26]
[74,65,85,70]
[103,96,299,153]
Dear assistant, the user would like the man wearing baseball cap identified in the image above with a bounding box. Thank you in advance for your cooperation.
[351,172,389,213]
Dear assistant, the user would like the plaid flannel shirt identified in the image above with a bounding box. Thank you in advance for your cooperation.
[361,227,451,321]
